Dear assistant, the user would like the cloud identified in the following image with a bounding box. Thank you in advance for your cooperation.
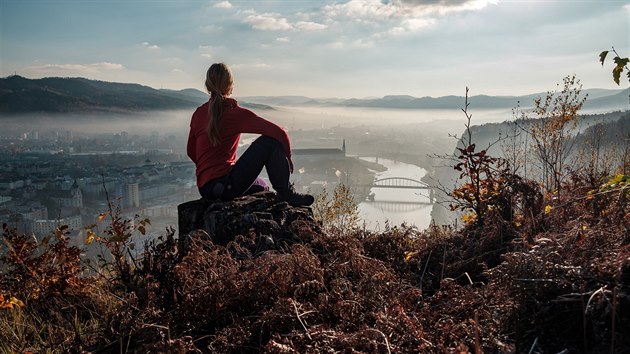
[197,45,225,59]
[239,9,256,15]
[213,1,233,9]
[141,42,160,50]
[24,62,125,75]
[294,21,328,31]
[93,62,124,70]
[327,38,374,49]
[199,45,221,59]
[276,37,290,43]
[381,17,436,36]
[171,68,184,73]
[401,0,497,14]
[243,11,327,31]
[244,13,293,30]
[404,17,436,30]
[351,38,374,48]
[322,0,495,35]
[323,0,400,19]
[324,0,495,19]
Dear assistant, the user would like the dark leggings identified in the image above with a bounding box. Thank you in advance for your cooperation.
[198,136,291,200]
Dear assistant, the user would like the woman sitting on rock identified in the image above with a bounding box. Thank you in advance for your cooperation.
[187,63,314,207]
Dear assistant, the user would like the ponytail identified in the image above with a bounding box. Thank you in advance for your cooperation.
[207,93,223,146]
[204,63,233,146]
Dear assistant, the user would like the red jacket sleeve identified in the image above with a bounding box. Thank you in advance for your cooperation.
[236,107,292,158]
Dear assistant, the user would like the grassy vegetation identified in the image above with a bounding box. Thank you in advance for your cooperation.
[1,167,628,352]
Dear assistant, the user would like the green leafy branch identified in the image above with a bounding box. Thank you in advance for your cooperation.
[599,47,629,103]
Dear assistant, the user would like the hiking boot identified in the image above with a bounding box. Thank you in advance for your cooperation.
[278,187,314,207]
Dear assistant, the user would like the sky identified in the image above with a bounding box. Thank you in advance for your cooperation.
[0,0,628,98]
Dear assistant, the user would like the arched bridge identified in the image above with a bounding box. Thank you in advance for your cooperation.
[361,177,435,203]
[369,177,431,190]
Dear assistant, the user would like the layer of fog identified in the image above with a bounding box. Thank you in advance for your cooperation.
[1,106,515,142]
[269,105,511,132]
[4,103,627,155]
[1,110,192,141]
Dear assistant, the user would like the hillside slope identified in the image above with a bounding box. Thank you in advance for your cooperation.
[0,76,275,114]
[0,75,206,113]
[1,185,628,352]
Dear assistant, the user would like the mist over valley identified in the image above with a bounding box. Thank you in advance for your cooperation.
[1,75,629,233]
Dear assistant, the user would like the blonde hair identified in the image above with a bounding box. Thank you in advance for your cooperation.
[205,63,233,146]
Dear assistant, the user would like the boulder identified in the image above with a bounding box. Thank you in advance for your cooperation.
[177,191,316,255]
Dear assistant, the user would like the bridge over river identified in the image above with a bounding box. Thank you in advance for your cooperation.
[361,177,434,204]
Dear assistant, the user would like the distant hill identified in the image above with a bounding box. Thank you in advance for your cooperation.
[243,88,629,111]
[582,88,630,111]
[340,94,542,109]
[238,95,347,106]
[0,76,273,114]
[0,75,202,113]
[159,88,209,104]
[2,75,626,114]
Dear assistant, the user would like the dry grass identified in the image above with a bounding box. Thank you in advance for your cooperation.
[1,171,628,353]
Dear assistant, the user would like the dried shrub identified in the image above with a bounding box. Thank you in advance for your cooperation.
[0,224,114,352]
[313,183,360,234]
[1,224,84,302]
[485,170,630,352]
[1,166,628,353]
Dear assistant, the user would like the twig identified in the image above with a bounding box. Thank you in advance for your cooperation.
[462,272,474,286]
[291,299,312,340]
[581,291,588,352]
[610,286,617,354]
[440,244,447,282]
[362,328,392,354]
[126,328,132,354]
[515,278,556,282]
[553,289,612,305]
[420,337,433,347]
[101,174,114,219]
[584,286,607,316]
[611,46,630,72]
[419,250,432,292]
[126,247,140,270]
[473,311,481,354]
[528,336,539,354]
[553,185,629,210]
[143,323,171,346]
[193,334,213,344]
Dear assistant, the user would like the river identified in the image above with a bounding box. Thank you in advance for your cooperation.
[357,157,433,231]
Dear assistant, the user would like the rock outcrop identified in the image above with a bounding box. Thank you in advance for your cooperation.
[177,191,316,255]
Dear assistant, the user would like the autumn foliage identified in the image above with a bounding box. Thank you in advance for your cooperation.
[1,161,629,353]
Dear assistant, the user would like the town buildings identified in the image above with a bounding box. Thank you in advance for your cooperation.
[0,127,367,242]
[0,130,196,239]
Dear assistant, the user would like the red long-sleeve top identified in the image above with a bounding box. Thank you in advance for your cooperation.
[187,98,292,188]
